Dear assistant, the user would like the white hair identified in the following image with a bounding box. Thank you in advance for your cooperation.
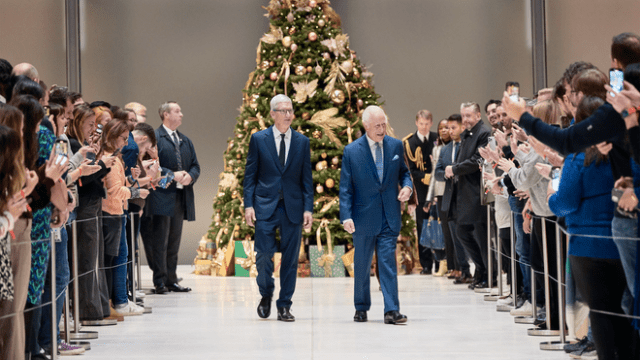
[270,94,292,111]
[362,105,388,125]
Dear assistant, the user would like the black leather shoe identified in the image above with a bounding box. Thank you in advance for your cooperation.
[257,296,271,318]
[277,307,295,322]
[353,310,367,322]
[153,284,168,294]
[167,283,192,292]
[454,275,473,284]
[473,281,488,289]
[420,268,432,275]
[384,310,407,324]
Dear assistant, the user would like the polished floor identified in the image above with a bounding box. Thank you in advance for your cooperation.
[77,265,569,360]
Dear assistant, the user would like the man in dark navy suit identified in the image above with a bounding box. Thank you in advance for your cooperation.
[141,101,200,294]
[339,105,413,324]
[243,94,313,322]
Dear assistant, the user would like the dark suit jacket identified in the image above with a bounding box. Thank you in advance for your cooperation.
[403,131,437,206]
[146,125,201,221]
[452,120,491,224]
[339,135,412,235]
[243,126,313,224]
[434,141,456,215]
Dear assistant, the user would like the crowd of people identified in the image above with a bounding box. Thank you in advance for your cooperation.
[404,32,640,360]
[0,60,200,359]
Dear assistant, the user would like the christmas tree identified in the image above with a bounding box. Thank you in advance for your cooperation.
[203,0,416,268]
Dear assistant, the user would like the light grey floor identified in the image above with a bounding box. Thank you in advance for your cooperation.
[77,265,569,360]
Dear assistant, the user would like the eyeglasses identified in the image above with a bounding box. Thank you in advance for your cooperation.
[119,134,129,142]
[275,109,294,115]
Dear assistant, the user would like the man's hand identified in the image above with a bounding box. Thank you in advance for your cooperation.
[343,219,355,234]
[517,142,531,155]
[497,158,515,172]
[178,172,192,186]
[139,188,150,199]
[79,159,101,176]
[514,189,530,200]
[618,188,639,213]
[397,187,411,202]
[245,207,256,227]
[489,178,503,195]
[502,91,528,121]
[303,211,313,230]
[544,149,564,167]
[595,142,613,156]
[512,124,529,143]
[494,129,509,149]
[445,165,454,179]
[147,146,158,159]
[535,163,552,180]
[615,176,633,190]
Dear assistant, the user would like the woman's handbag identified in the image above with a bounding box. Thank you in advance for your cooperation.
[419,204,445,251]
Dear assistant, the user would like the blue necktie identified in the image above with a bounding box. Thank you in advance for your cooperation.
[454,142,460,162]
[375,142,383,181]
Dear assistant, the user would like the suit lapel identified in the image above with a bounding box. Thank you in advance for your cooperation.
[382,136,392,184]
[283,128,297,172]
[359,136,381,184]
[264,126,283,173]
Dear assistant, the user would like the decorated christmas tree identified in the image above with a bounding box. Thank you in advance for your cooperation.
[199,0,416,273]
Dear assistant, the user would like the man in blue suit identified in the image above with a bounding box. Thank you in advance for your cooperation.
[339,105,413,324]
[244,94,313,322]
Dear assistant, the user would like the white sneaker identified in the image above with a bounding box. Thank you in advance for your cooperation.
[58,315,76,331]
[135,290,146,299]
[58,341,85,355]
[114,300,144,316]
[579,350,598,360]
[496,295,513,306]
[510,300,536,316]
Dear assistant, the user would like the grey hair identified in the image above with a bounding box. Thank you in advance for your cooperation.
[158,101,178,120]
[460,102,481,114]
[362,105,388,125]
[270,94,292,111]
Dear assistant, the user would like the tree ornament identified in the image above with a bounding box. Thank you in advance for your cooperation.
[306,58,313,64]
[236,153,242,159]
[316,184,324,193]
[223,228,229,235]
[330,89,345,105]
[291,43,298,52]
[243,120,249,128]
[315,65,323,76]
[321,152,327,159]
[287,12,295,23]
[318,19,325,27]
[236,133,243,138]
[214,213,221,222]
[309,0,317,7]
[325,178,335,188]
[357,99,364,108]
[234,231,240,238]
[361,79,370,88]
[269,61,275,67]
[322,52,331,60]
[315,160,328,171]
[289,27,296,35]
[308,32,318,42]
[312,129,322,139]
[331,156,339,165]
[295,65,307,76]
[270,72,278,81]
[353,68,360,78]
[260,60,270,71]
[302,112,310,120]
[251,128,258,135]
[249,94,260,109]
[306,66,313,73]
[217,192,225,198]
[341,60,353,74]
[282,36,292,47]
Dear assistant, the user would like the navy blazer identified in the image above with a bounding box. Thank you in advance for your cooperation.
[339,135,412,235]
[434,141,456,214]
[243,126,313,224]
[146,125,201,220]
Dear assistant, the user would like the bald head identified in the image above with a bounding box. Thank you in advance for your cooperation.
[12,63,39,83]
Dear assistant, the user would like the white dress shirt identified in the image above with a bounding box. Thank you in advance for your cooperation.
[273,126,292,165]
[365,134,383,163]
[451,141,461,163]
[416,131,426,143]
[163,124,184,189]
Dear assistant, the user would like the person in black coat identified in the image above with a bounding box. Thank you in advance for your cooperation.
[444,102,491,288]
[403,110,437,274]
[141,102,200,294]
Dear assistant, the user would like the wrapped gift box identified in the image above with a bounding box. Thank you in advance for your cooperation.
[309,245,345,277]
[297,261,311,278]
[234,240,257,277]
[216,241,235,276]
[194,258,212,275]
[342,248,355,277]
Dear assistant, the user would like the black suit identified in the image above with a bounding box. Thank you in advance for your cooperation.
[452,120,491,281]
[403,131,437,270]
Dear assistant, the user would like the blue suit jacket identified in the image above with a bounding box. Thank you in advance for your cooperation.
[243,126,313,224]
[339,135,412,235]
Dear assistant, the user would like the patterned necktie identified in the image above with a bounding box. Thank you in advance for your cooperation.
[279,133,286,167]
[172,132,183,170]
[454,141,460,162]
[375,142,383,181]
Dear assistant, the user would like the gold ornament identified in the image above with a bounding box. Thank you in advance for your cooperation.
[289,27,296,35]
[234,231,240,238]
[318,19,325,27]
[341,60,353,74]
[307,58,313,64]
[331,156,339,165]
[331,164,338,170]
[321,152,327,159]
[236,153,242,159]
[325,178,335,188]
[309,0,317,7]
[243,120,249,128]
[270,72,278,81]
[361,79,370,88]
[214,213,221,222]
[292,79,318,103]
[270,61,275,67]
[308,32,318,42]
[306,66,313,73]
[357,99,364,108]
[236,133,243,138]
[232,190,239,198]
[302,112,310,120]
[330,89,345,105]
[312,129,322,139]
[353,68,360,78]
[223,228,229,235]
[295,65,306,76]
[322,52,331,60]
[316,184,324,193]
[315,160,328,171]
[249,94,260,109]
[282,36,292,47]
[291,43,298,52]
[260,60,270,71]
[251,128,258,135]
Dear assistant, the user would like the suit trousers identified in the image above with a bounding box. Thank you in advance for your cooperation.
[436,197,455,270]
[456,221,488,281]
[415,204,434,270]
[140,190,185,287]
[353,218,400,314]
[255,200,301,309]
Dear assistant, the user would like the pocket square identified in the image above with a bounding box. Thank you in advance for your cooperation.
[392,154,399,161]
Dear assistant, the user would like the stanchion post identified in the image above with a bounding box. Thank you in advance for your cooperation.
[69,219,98,343]
[487,204,493,289]
[50,230,57,360]
[63,290,70,344]
[510,211,517,306]
[129,213,136,304]
[539,222,568,350]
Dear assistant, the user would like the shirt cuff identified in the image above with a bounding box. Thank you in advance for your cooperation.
[343,219,353,225]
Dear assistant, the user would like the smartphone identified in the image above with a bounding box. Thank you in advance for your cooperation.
[86,151,96,165]
[551,167,561,192]
[95,124,103,135]
[55,140,68,158]
[508,84,520,102]
[158,170,175,189]
[609,68,624,97]
[612,188,625,203]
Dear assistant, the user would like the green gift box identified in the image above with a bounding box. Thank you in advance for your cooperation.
[309,245,345,277]
[234,240,256,277]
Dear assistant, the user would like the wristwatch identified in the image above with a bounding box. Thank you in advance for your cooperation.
[621,106,638,118]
